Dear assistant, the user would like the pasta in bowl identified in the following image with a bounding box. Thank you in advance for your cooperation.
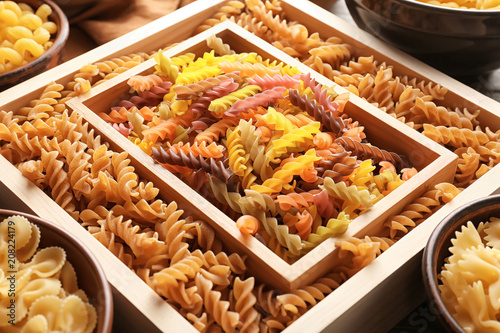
[0,0,69,90]
[422,194,500,332]
[0,209,113,333]
[344,0,500,77]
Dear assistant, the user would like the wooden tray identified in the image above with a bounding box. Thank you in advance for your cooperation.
[66,21,457,292]
[1,0,500,332]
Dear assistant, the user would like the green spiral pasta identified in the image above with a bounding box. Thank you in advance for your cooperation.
[303,211,352,251]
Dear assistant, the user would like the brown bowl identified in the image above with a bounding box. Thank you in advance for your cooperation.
[422,194,500,332]
[0,0,69,91]
[0,209,113,333]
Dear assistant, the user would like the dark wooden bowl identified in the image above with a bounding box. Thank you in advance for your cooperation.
[0,209,113,333]
[422,194,500,332]
[345,0,500,77]
[0,0,69,91]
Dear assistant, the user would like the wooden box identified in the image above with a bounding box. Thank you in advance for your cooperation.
[65,20,457,293]
[1,0,500,332]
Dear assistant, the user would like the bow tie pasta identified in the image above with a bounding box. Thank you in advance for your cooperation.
[0,215,97,333]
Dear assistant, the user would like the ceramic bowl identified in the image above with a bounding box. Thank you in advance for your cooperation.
[422,194,500,332]
[0,0,69,91]
[0,209,113,332]
[345,0,500,77]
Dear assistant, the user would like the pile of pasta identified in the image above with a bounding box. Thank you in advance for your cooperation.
[415,0,500,9]
[0,1,58,73]
[0,89,377,332]
[439,217,500,332]
[1,0,497,331]
[97,48,419,260]
[0,215,96,333]
[197,0,500,236]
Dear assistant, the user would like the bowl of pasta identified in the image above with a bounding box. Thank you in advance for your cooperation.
[422,194,500,332]
[0,0,69,90]
[0,209,113,332]
[344,0,500,77]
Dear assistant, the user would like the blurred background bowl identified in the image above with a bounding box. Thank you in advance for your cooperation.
[0,0,69,91]
[0,209,113,333]
[344,0,500,78]
[422,194,500,332]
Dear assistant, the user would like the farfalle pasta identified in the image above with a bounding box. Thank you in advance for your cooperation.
[98,46,417,260]
[439,217,500,332]
[0,215,97,333]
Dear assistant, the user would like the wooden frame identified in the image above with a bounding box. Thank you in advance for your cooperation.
[66,21,457,292]
[1,0,500,332]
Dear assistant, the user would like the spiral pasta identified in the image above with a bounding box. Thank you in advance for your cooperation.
[94,44,418,261]
[384,183,462,239]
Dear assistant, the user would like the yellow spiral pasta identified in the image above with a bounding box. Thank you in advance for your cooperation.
[226,126,250,177]
[265,121,320,163]
[175,65,221,85]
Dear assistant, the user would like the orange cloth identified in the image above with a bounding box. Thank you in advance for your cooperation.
[59,0,196,45]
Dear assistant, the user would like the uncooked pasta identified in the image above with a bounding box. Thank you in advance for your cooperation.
[98,47,417,260]
[439,217,500,332]
[0,1,58,73]
[1,0,498,331]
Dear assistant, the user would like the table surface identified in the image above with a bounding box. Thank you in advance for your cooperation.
[59,1,499,332]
